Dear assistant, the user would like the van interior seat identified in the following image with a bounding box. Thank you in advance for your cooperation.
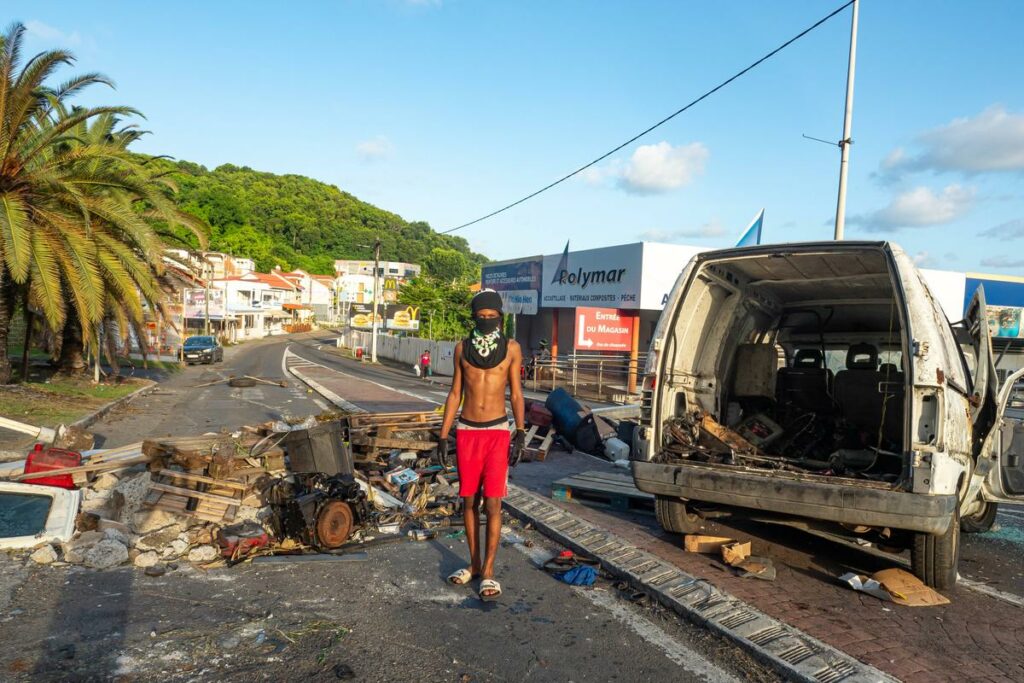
[834,343,896,442]
[776,348,834,416]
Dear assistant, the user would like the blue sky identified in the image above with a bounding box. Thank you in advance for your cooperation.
[20,1,1024,272]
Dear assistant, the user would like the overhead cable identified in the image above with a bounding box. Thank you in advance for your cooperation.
[440,0,855,234]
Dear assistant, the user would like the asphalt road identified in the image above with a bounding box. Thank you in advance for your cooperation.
[0,334,777,683]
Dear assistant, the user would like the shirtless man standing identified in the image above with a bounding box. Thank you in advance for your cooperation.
[439,290,525,601]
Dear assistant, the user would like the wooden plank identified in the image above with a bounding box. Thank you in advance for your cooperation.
[150,502,224,523]
[555,476,646,495]
[157,469,247,490]
[148,482,242,506]
[12,454,150,481]
[351,436,436,450]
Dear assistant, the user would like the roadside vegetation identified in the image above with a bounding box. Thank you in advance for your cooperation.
[0,22,207,382]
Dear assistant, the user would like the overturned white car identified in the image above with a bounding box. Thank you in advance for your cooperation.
[633,241,1024,590]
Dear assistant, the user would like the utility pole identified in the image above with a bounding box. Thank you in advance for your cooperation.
[370,237,381,363]
[833,0,859,240]
[203,255,211,336]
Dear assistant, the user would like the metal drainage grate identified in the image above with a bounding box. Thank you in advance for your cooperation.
[504,484,896,683]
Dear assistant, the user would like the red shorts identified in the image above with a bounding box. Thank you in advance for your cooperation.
[456,427,511,499]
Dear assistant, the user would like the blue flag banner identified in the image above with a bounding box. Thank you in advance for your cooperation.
[735,209,764,247]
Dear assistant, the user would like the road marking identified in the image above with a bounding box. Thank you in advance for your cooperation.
[957,577,1024,608]
[996,508,1024,521]
[288,346,441,406]
[283,346,363,413]
[506,531,741,683]
[281,344,329,411]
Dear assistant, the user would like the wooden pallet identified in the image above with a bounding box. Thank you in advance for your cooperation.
[520,425,555,462]
[551,470,654,514]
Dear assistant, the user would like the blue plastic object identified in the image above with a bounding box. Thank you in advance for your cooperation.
[545,387,584,436]
[553,565,597,586]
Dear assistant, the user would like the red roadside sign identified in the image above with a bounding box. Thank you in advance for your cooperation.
[574,307,635,352]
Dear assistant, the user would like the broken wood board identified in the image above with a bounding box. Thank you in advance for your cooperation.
[699,413,761,455]
[684,534,734,554]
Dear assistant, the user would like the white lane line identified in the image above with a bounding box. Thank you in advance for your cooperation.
[957,577,1024,609]
[289,346,441,406]
[506,531,740,683]
[281,344,329,411]
[996,508,1024,520]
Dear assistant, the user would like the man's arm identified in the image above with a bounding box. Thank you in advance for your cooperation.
[507,341,525,430]
[440,342,463,439]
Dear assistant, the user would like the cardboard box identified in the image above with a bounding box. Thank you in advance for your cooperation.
[684,534,734,554]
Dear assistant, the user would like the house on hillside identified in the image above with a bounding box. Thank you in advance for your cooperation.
[240,271,300,335]
[275,268,333,319]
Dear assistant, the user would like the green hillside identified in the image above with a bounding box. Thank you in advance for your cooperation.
[161,159,486,274]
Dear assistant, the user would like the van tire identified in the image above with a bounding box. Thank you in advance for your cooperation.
[655,496,702,534]
[960,501,998,533]
[911,507,960,592]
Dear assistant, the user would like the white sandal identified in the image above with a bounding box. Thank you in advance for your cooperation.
[479,578,502,602]
[448,568,476,585]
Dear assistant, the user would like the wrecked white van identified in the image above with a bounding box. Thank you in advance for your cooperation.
[632,241,1024,590]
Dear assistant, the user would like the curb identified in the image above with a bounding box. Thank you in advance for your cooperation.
[71,380,158,430]
[502,485,897,683]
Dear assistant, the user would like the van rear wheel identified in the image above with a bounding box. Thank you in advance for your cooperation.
[911,507,960,592]
[654,495,702,534]
[960,501,998,533]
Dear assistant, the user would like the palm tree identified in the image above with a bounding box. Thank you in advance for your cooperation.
[0,23,206,380]
[49,109,207,372]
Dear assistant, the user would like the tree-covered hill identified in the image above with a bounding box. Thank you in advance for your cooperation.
[162,159,486,274]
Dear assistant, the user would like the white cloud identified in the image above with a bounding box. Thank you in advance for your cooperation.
[25,20,81,46]
[912,251,937,267]
[882,106,1024,176]
[980,255,1024,269]
[638,220,725,242]
[355,135,394,162]
[581,141,708,194]
[619,142,708,194]
[980,217,1024,238]
[850,185,975,232]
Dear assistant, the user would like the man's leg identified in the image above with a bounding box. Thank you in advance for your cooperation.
[480,497,502,593]
[462,494,483,576]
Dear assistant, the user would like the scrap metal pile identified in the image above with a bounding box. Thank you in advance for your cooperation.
[660,409,902,483]
[0,410,464,572]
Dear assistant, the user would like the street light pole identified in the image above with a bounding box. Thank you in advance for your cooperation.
[370,237,381,363]
[204,257,211,336]
[833,0,859,241]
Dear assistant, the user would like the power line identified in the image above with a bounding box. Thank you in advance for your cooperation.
[441,0,855,235]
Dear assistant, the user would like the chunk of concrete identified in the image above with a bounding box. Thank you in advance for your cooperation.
[91,472,120,492]
[111,471,151,523]
[135,526,185,551]
[103,527,134,548]
[30,545,58,565]
[133,551,160,568]
[83,539,129,569]
[130,508,185,535]
[187,545,218,563]
[163,538,188,559]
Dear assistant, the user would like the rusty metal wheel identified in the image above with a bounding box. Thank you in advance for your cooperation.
[315,500,354,548]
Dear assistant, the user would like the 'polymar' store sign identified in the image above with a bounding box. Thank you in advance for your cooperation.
[541,243,643,309]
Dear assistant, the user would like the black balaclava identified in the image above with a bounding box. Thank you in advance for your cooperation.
[464,289,507,369]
